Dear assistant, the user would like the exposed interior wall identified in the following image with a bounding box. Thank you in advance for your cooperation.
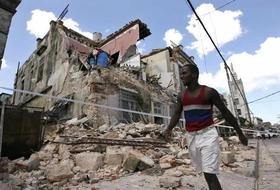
[142,50,176,91]
[120,54,141,67]
[101,24,140,63]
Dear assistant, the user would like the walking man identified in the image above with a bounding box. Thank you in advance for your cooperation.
[163,64,248,190]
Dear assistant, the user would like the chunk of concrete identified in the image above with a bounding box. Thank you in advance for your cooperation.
[15,153,40,172]
[177,149,189,159]
[229,136,240,143]
[104,147,124,166]
[46,159,74,182]
[122,154,140,172]
[159,176,181,188]
[122,150,154,172]
[75,152,104,171]
[159,155,176,169]
[222,151,235,164]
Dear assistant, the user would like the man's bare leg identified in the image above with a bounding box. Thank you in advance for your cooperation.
[204,173,222,190]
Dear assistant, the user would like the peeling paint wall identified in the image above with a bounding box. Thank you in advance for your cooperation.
[101,24,140,63]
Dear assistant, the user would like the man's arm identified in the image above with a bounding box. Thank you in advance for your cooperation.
[163,93,183,141]
[209,88,248,145]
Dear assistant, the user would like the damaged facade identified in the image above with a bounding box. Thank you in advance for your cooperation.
[12,19,194,125]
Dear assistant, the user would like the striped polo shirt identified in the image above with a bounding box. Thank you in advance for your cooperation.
[182,85,214,132]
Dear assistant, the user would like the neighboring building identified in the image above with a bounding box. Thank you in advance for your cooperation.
[224,65,251,122]
[0,93,11,103]
[0,0,21,69]
[12,19,194,126]
[262,121,272,128]
[253,116,263,126]
[142,46,194,94]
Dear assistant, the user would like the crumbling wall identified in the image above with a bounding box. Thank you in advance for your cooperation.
[14,21,68,107]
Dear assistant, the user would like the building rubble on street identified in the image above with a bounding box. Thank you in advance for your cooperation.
[0,19,257,189]
[1,120,256,189]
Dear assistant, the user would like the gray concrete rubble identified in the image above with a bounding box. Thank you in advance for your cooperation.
[1,122,257,189]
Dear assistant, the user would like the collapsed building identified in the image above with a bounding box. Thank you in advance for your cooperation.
[12,19,195,125]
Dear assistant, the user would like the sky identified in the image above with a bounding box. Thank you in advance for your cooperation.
[1,0,280,124]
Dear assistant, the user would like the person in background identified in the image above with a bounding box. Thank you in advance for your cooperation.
[87,48,109,69]
[163,64,248,190]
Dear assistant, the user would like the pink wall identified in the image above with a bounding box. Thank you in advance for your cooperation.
[101,24,140,60]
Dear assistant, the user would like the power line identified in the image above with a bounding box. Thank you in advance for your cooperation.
[253,100,280,104]
[197,24,208,73]
[198,0,237,18]
[247,90,280,105]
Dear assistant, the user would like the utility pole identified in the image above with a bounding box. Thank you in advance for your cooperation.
[12,61,20,105]
[225,66,241,125]
[0,102,5,157]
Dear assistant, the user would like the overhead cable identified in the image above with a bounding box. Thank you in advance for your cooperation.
[246,90,280,105]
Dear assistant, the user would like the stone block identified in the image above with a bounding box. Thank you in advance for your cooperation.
[229,136,240,143]
[122,150,154,172]
[159,155,176,169]
[222,151,235,164]
[104,151,124,166]
[15,153,40,172]
[122,154,140,172]
[75,152,104,171]
[177,149,189,159]
[46,159,74,182]
[159,176,181,188]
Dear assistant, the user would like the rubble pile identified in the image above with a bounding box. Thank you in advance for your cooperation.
[2,120,256,189]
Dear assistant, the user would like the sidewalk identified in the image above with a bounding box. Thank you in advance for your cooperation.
[257,139,280,189]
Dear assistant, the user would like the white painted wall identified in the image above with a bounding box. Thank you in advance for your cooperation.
[142,50,180,92]
[120,54,141,67]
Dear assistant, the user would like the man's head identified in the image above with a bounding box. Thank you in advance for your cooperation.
[180,64,199,86]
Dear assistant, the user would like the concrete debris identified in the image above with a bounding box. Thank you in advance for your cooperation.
[104,146,124,166]
[2,122,256,189]
[221,151,236,164]
[15,153,40,172]
[46,159,74,182]
[228,136,240,143]
[159,155,177,169]
[75,152,104,171]
[177,149,189,159]
[159,176,181,188]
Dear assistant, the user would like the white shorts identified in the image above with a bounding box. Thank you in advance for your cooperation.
[186,126,220,174]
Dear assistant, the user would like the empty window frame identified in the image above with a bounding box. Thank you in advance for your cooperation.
[119,89,139,123]
[37,57,45,82]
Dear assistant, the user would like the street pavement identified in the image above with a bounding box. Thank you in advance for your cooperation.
[257,138,280,190]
